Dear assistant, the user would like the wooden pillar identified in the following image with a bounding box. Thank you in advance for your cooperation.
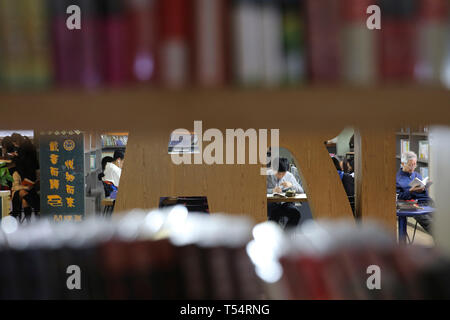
[280,130,354,220]
[355,128,396,232]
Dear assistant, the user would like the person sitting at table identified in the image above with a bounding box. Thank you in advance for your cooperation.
[11,141,40,223]
[396,151,433,234]
[332,155,356,216]
[1,136,18,190]
[1,136,18,159]
[343,156,354,178]
[102,151,124,196]
[267,158,303,228]
[98,156,114,197]
[342,156,356,216]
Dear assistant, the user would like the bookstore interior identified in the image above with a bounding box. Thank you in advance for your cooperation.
[1,0,450,302]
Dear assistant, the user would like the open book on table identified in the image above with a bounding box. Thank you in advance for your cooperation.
[272,193,287,198]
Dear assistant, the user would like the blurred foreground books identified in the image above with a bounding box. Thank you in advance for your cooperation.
[1,209,450,299]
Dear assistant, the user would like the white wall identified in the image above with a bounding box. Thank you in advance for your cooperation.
[430,126,450,256]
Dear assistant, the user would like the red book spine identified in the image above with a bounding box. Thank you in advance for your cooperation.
[51,0,102,88]
[230,246,263,299]
[126,0,158,83]
[103,0,130,85]
[340,0,373,22]
[380,25,416,82]
[50,0,80,86]
[305,0,341,83]
[419,0,449,22]
[192,0,227,87]
[98,240,129,299]
[379,1,418,82]
[159,0,192,87]
[177,245,208,299]
[279,256,308,299]
[296,256,331,299]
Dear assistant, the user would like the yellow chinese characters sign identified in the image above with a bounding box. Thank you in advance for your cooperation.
[39,132,85,221]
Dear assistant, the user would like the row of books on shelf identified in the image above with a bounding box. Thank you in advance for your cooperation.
[101,135,128,147]
[2,211,450,299]
[0,210,261,299]
[279,238,449,299]
[251,221,450,299]
[400,139,429,161]
[0,0,449,90]
[0,239,261,299]
[398,127,429,134]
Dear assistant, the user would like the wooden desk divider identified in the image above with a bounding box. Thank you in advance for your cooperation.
[115,126,395,232]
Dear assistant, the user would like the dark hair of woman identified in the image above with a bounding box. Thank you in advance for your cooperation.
[331,156,342,172]
[1,136,15,154]
[15,140,39,182]
[98,156,114,181]
[343,157,354,174]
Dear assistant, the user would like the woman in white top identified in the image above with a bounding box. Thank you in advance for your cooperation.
[102,150,124,193]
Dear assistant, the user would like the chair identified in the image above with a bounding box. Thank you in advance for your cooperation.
[159,196,209,213]
[102,181,113,198]
[101,198,115,216]
[101,181,117,217]
[406,220,419,244]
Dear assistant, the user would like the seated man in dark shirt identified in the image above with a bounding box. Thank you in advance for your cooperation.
[396,151,433,234]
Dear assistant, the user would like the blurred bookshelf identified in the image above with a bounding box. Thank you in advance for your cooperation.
[101,132,128,158]
[0,0,449,93]
[0,0,449,132]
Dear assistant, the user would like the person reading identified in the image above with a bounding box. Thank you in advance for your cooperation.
[11,140,40,223]
[267,158,303,228]
[102,150,124,197]
[396,151,433,234]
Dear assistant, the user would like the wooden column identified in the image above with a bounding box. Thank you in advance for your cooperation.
[279,129,354,220]
[355,127,397,232]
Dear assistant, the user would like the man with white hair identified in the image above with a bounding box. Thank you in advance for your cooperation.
[396,151,433,233]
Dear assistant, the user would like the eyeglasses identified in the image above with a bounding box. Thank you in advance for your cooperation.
[408,162,417,168]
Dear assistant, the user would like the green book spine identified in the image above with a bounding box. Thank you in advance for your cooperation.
[282,0,305,85]
[0,0,29,88]
[21,0,52,88]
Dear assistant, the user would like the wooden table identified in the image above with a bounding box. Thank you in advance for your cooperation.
[267,193,308,203]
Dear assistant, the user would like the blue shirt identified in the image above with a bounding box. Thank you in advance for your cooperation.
[396,169,430,203]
